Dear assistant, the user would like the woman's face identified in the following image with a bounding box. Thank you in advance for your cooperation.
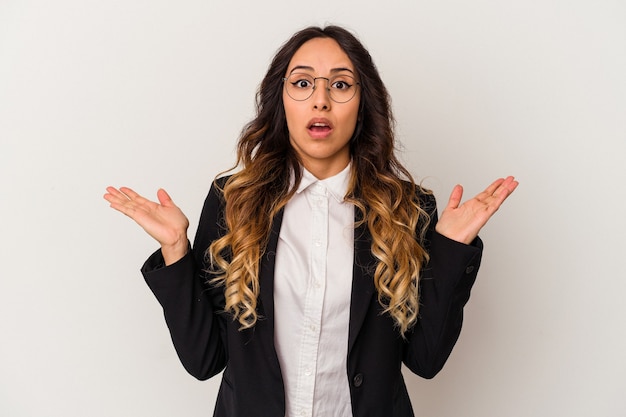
[283,37,360,179]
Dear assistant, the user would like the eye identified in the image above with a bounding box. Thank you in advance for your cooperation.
[289,74,314,89]
[330,75,355,90]
[295,79,312,88]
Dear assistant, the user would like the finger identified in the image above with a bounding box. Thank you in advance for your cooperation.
[488,178,519,210]
[120,187,158,210]
[502,176,519,193]
[118,186,141,200]
[471,179,502,203]
[156,188,175,207]
[104,186,133,206]
[483,178,505,197]
[106,195,140,216]
[507,178,519,193]
[104,186,144,216]
[492,176,518,199]
[105,186,128,200]
[445,184,464,210]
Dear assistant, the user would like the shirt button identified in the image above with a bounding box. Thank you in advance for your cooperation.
[353,373,363,387]
[465,265,475,274]
[305,367,312,376]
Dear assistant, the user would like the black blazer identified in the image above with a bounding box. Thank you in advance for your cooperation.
[142,177,482,417]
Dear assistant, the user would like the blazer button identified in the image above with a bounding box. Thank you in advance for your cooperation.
[465,265,475,274]
[353,373,363,387]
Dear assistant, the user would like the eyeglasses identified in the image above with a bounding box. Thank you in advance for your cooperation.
[283,73,360,103]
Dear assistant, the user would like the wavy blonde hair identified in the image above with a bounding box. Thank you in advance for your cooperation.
[208,26,432,336]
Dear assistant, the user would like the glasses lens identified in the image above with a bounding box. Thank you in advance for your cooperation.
[285,73,359,103]
[327,74,358,103]
[285,73,315,101]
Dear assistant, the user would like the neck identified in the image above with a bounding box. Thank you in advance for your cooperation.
[300,157,350,180]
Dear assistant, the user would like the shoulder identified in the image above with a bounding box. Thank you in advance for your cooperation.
[197,175,234,224]
[214,174,232,189]
[401,179,437,214]
[204,174,233,204]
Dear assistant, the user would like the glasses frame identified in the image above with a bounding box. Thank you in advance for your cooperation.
[282,73,360,104]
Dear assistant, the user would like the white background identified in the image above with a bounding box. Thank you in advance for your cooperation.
[1,1,624,416]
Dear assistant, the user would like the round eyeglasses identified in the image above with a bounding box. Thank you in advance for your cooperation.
[283,73,360,103]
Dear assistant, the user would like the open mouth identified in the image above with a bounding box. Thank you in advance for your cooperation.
[307,119,333,137]
[309,122,331,133]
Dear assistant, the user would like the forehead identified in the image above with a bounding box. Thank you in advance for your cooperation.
[287,37,355,74]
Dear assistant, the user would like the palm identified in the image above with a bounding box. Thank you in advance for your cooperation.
[435,176,519,244]
[104,186,189,247]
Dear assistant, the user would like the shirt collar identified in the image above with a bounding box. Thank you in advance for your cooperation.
[295,163,351,203]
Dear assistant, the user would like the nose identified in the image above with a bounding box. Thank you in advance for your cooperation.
[311,77,331,110]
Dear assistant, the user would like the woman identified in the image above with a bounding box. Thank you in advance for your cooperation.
[104,25,517,417]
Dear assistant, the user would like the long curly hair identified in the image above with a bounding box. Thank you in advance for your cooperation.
[208,25,431,336]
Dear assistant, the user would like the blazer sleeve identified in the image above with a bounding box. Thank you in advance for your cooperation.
[140,179,229,380]
[402,192,483,378]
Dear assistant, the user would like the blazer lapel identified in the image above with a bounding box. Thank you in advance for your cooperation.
[258,209,284,329]
[348,218,377,354]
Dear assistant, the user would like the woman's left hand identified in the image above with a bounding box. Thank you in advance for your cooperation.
[435,176,519,244]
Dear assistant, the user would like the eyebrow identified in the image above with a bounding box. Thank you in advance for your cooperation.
[288,65,355,75]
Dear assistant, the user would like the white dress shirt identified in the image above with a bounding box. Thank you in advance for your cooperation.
[273,164,355,417]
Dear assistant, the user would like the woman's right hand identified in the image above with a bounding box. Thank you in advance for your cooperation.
[104,186,190,265]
